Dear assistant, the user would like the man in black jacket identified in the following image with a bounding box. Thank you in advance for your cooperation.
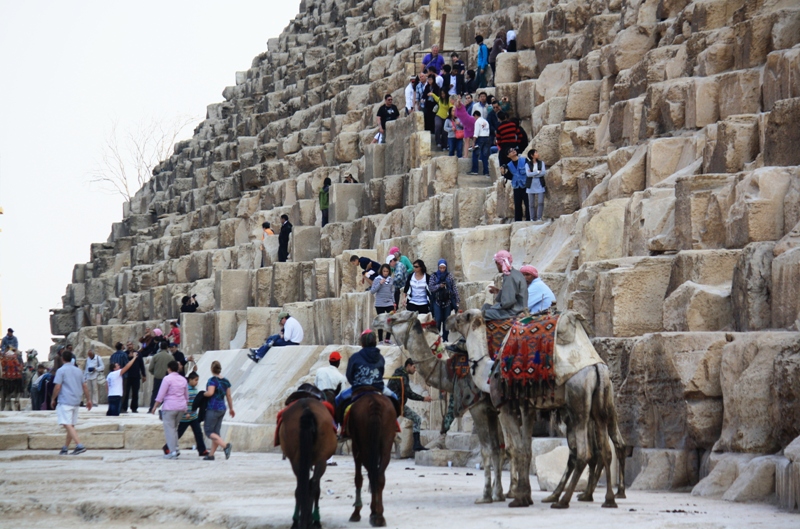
[278,214,292,262]
[387,359,431,451]
[121,342,147,413]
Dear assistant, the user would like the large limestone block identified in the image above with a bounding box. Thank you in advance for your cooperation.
[763,49,800,112]
[246,307,282,348]
[518,12,546,49]
[442,225,512,282]
[594,256,674,337]
[181,312,215,357]
[341,292,374,345]
[494,53,519,84]
[686,76,720,129]
[623,188,676,256]
[618,332,726,450]
[628,447,699,490]
[313,298,342,345]
[214,270,252,311]
[330,183,364,223]
[764,97,800,167]
[606,25,656,74]
[646,137,696,188]
[530,438,567,475]
[692,453,758,499]
[726,167,794,249]
[531,123,563,165]
[665,249,741,296]
[578,198,628,266]
[705,115,760,174]
[731,242,775,331]
[214,310,247,350]
[283,302,316,345]
[428,156,458,195]
[717,69,762,120]
[335,249,377,297]
[592,337,635,391]
[290,226,321,262]
[776,459,800,511]
[675,173,736,251]
[363,143,386,184]
[607,143,647,200]
[723,456,781,503]
[772,248,800,329]
[565,80,602,120]
[334,132,362,163]
[663,281,732,332]
[453,188,487,229]
[533,61,578,106]
[544,157,606,218]
[535,446,589,491]
[271,262,302,307]
[715,332,800,453]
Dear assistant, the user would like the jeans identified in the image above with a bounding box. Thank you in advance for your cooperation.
[162,409,183,453]
[375,305,393,342]
[164,419,207,454]
[471,137,490,175]
[31,386,42,411]
[448,137,463,157]
[477,67,487,88]
[335,386,398,408]
[434,116,446,149]
[107,396,122,416]
[321,208,328,227]
[513,187,531,221]
[528,192,545,220]
[489,62,496,86]
[254,335,298,359]
[122,376,140,412]
[433,303,453,341]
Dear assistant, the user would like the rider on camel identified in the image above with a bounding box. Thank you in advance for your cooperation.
[335,330,398,410]
[520,265,556,314]
[482,250,528,321]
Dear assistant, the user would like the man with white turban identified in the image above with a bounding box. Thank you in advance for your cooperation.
[481,250,528,321]
[520,265,556,314]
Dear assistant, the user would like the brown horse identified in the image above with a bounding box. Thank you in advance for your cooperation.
[347,391,397,527]
[279,385,338,529]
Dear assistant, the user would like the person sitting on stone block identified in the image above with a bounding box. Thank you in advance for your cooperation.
[248,311,304,363]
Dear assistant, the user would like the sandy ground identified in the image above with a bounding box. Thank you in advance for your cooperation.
[0,451,796,529]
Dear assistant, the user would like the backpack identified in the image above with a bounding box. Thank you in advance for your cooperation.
[434,277,452,307]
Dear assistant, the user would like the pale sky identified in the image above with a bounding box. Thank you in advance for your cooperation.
[0,0,302,354]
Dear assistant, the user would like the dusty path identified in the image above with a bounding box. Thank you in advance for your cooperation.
[0,451,794,529]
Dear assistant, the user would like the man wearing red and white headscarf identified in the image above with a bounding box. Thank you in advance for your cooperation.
[520,265,556,314]
[482,250,528,321]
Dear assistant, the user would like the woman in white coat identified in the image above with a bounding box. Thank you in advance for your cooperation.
[526,149,546,221]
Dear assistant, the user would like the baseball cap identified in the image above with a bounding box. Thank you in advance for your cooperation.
[278,311,290,320]
[329,351,342,361]
[169,343,178,348]
[7,328,13,333]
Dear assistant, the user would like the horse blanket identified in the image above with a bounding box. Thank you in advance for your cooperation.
[274,399,336,447]
[0,354,22,380]
[497,313,560,399]
[485,317,516,361]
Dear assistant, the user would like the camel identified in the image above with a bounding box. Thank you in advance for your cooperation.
[373,310,506,504]
[449,309,626,509]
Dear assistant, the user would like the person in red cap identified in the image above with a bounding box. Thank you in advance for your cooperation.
[314,351,349,394]
[520,265,555,314]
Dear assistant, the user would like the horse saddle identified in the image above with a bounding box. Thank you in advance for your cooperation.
[284,383,326,407]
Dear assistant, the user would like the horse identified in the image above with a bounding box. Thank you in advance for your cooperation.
[278,383,338,529]
[347,391,397,527]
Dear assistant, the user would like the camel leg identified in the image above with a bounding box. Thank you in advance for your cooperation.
[498,413,517,499]
[491,411,506,502]
[470,402,497,503]
[499,408,527,507]
[552,374,593,510]
[612,425,627,499]
[369,471,387,527]
[514,406,536,507]
[542,422,577,503]
[349,463,363,522]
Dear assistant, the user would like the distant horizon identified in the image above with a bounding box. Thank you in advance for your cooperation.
[0,0,303,354]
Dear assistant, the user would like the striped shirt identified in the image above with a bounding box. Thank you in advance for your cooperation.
[181,385,199,423]
[495,121,518,145]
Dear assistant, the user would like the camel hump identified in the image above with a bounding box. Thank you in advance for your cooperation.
[553,311,604,386]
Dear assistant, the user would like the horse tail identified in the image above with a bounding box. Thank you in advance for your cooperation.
[298,403,317,528]
[592,364,608,423]
[365,395,384,495]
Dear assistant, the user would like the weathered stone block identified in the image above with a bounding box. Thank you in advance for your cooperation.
[705,115,760,174]
[623,187,676,256]
[726,167,794,249]
[772,247,800,329]
[290,226,321,263]
[646,137,696,188]
[494,53,519,84]
[675,173,736,251]
[441,225,512,282]
[731,242,775,331]
[214,270,252,311]
[271,262,302,307]
[764,97,800,167]
[663,281,732,332]
[723,455,781,503]
[564,80,602,120]
[330,183,364,223]
[628,448,699,490]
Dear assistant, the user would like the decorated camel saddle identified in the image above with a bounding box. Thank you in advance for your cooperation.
[488,311,604,406]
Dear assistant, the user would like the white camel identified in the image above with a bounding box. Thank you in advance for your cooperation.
[448,309,626,508]
[373,310,507,504]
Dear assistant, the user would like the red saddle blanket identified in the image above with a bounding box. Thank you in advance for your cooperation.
[0,355,22,380]
[485,317,516,361]
[274,400,336,447]
[498,313,559,386]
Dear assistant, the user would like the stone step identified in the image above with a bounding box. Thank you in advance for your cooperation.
[28,431,125,450]
[415,448,473,468]
[457,173,493,188]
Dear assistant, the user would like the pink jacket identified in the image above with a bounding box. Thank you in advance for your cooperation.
[455,104,476,138]
[155,372,188,411]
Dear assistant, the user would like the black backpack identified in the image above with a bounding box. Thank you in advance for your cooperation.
[434,278,451,307]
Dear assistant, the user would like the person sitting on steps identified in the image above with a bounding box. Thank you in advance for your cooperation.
[248,311,304,362]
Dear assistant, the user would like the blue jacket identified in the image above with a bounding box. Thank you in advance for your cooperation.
[110,350,130,377]
[506,157,529,189]
[477,43,489,69]
[346,346,385,391]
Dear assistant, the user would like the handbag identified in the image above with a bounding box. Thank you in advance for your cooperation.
[455,128,465,140]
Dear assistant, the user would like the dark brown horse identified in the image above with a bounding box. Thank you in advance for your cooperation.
[347,391,397,527]
[279,385,338,529]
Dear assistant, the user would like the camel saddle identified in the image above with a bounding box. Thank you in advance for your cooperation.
[275,383,335,447]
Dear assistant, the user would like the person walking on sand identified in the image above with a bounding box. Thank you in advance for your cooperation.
[51,350,92,455]
[150,361,188,459]
[203,360,235,461]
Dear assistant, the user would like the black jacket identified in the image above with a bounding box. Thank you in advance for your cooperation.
[346,347,385,391]
[279,221,293,247]
[403,272,432,306]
